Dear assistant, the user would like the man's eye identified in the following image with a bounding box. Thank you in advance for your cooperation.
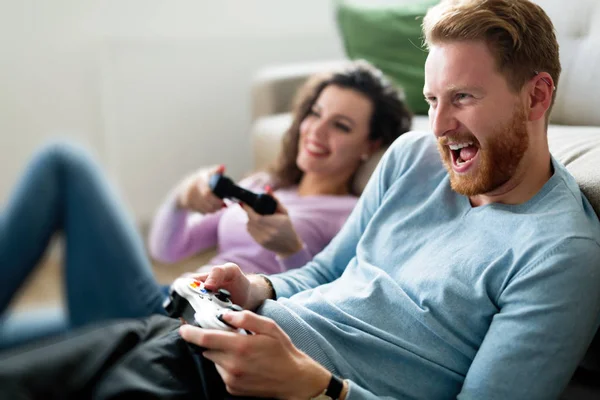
[425,97,437,106]
[455,93,472,101]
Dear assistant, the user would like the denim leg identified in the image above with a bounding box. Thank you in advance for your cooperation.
[0,308,68,351]
[0,142,167,334]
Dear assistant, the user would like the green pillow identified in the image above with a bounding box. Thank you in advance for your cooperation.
[335,0,440,115]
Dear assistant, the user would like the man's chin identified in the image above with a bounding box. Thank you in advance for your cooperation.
[450,180,482,197]
[446,166,495,196]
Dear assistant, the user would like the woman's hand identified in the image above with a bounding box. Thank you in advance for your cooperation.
[175,164,226,214]
[179,311,331,400]
[241,188,304,259]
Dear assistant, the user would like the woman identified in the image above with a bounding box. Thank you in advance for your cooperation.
[150,61,412,275]
[0,60,412,349]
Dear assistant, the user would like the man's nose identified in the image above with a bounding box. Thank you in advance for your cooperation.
[430,103,459,138]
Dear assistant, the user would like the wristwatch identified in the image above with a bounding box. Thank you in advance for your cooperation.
[311,374,344,400]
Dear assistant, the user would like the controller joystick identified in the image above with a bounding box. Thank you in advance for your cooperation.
[209,173,277,215]
[215,288,231,302]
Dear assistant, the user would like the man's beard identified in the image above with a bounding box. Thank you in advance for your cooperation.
[437,105,529,196]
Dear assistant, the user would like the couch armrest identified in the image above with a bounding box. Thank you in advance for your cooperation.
[251,113,291,171]
[251,59,348,120]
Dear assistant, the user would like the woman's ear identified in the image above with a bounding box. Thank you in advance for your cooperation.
[361,139,383,162]
[368,138,383,155]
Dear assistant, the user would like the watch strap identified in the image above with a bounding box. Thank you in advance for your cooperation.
[325,374,344,400]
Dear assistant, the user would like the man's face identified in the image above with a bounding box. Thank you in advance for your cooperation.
[423,41,530,196]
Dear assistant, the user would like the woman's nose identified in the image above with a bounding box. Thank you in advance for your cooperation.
[308,120,329,140]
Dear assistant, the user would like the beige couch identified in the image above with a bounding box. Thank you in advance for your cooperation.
[248,1,600,397]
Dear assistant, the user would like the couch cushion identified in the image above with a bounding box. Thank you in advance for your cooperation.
[335,1,439,115]
[548,126,600,218]
[533,0,600,126]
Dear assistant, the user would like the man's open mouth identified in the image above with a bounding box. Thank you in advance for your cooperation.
[448,142,479,172]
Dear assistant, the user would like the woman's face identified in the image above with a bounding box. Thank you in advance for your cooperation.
[296,85,376,179]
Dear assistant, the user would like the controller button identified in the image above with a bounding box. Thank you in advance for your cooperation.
[190,281,201,289]
[228,304,243,312]
[216,312,237,329]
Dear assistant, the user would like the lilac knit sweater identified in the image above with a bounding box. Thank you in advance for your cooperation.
[148,174,357,275]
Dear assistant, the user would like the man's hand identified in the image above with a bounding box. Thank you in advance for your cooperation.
[179,311,332,400]
[185,262,273,311]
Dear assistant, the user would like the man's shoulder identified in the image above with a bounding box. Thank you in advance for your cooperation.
[385,130,445,176]
[388,130,436,156]
[540,159,600,243]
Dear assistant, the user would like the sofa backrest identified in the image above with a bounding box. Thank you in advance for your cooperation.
[548,128,600,218]
[535,0,600,127]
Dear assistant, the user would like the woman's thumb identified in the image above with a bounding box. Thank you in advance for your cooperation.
[265,185,287,214]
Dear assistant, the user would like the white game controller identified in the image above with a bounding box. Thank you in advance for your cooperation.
[163,277,249,334]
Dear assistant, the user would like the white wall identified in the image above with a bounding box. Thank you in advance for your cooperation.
[0,0,344,222]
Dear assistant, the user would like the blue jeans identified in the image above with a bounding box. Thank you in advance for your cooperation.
[0,142,168,350]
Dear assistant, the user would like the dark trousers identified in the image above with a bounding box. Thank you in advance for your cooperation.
[0,315,257,400]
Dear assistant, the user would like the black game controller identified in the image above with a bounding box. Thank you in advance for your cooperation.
[209,173,277,215]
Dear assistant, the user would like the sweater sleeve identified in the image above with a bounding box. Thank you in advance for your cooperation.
[275,246,314,271]
[458,238,600,400]
[147,191,224,264]
[148,173,271,264]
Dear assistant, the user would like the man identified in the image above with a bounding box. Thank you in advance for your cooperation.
[2,0,600,399]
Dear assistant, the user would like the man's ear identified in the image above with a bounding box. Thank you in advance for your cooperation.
[527,72,555,122]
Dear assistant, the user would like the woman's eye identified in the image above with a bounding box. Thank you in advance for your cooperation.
[335,122,351,133]
[309,109,320,117]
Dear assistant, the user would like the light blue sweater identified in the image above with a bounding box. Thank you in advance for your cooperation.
[260,131,600,400]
